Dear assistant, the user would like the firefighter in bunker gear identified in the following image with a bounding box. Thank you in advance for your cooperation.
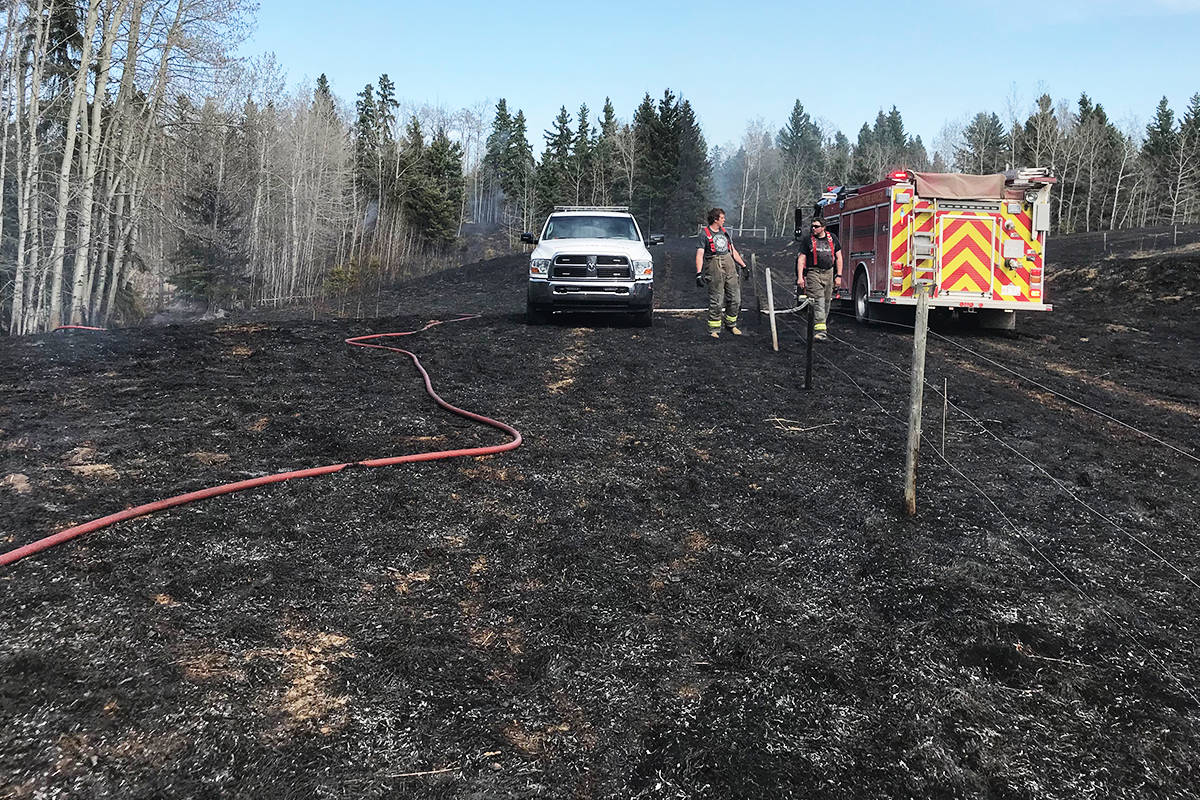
[796,218,842,340]
[696,208,749,339]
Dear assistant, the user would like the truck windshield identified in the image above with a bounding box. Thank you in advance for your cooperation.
[543,216,640,240]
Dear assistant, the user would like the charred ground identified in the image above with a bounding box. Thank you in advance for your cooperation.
[1,231,1199,799]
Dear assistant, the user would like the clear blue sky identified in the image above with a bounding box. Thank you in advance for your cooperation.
[241,0,1200,154]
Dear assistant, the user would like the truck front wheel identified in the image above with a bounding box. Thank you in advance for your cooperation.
[526,302,550,325]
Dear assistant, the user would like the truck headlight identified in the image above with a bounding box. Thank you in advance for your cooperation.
[632,259,652,278]
[530,258,551,276]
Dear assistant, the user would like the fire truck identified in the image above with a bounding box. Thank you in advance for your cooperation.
[798,168,1056,329]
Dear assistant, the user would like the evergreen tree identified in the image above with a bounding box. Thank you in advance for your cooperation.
[827,132,851,185]
[849,122,877,183]
[313,73,336,120]
[536,106,574,216]
[483,98,513,190]
[1018,94,1060,168]
[570,103,594,204]
[353,84,380,190]
[592,98,619,205]
[1181,93,1200,217]
[426,127,466,244]
[376,74,399,143]
[777,100,822,168]
[666,98,710,233]
[954,112,1009,173]
[171,164,248,308]
[630,93,660,227]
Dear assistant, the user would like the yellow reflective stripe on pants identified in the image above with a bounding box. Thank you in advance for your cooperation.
[814,322,827,331]
[707,319,722,328]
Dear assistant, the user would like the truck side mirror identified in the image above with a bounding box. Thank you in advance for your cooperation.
[520,232,537,244]
[647,234,665,246]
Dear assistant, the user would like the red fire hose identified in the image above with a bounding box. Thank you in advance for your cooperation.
[1,316,522,567]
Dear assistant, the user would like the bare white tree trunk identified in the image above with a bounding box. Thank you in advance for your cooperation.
[12,0,52,335]
[70,0,131,324]
[46,0,102,329]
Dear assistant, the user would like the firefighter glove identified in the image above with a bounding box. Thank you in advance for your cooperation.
[796,285,807,304]
[696,273,707,288]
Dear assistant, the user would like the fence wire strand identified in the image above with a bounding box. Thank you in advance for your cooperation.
[752,265,1199,706]
[807,327,1200,708]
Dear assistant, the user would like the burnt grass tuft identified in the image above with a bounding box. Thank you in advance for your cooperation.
[2,234,1199,798]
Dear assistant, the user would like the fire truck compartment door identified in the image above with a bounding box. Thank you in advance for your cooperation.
[938,214,997,296]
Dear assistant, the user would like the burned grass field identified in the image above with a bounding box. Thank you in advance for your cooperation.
[2,235,1199,798]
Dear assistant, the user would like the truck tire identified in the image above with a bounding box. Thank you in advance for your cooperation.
[853,272,873,325]
[526,303,550,325]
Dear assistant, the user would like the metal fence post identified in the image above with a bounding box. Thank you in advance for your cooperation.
[804,300,814,390]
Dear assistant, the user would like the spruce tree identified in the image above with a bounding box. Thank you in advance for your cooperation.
[630,93,659,227]
[571,103,594,204]
[171,164,248,308]
[354,84,380,190]
[536,106,574,216]
[593,98,619,204]
[426,127,466,244]
[667,98,710,233]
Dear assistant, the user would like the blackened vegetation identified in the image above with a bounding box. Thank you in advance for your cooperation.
[2,235,1199,799]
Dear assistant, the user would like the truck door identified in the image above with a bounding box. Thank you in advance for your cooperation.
[936,211,998,298]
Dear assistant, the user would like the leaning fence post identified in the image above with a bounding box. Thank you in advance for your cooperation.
[765,267,779,352]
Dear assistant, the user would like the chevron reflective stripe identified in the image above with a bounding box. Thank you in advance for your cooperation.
[890,200,911,266]
[940,216,994,292]
[998,202,1044,302]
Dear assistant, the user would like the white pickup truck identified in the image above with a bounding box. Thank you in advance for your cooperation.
[521,206,663,326]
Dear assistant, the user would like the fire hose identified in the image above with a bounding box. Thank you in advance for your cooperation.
[0,316,522,567]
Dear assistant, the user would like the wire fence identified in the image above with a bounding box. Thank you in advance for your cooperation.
[749,260,1200,705]
[1053,224,1200,261]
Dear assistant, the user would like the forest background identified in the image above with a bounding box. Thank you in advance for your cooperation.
[2,0,1199,334]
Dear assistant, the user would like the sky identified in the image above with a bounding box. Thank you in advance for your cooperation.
[239,0,1200,156]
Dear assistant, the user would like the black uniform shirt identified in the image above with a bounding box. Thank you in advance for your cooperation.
[800,232,841,271]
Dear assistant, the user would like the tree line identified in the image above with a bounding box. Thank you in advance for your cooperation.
[2,1,1199,333]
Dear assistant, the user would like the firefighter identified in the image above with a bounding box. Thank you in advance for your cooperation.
[796,218,843,340]
[695,208,748,339]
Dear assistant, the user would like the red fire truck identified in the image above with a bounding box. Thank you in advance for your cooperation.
[800,168,1056,330]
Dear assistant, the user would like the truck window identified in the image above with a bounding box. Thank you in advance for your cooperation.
[544,216,640,241]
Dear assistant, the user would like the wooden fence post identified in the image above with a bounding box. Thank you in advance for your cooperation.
[903,284,931,516]
[765,267,779,352]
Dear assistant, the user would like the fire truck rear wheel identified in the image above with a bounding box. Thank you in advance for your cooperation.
[853,272,873,325]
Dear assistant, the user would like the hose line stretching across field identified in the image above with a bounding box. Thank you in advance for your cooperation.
[0,316,522,568]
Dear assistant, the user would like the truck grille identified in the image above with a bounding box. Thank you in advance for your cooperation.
[551,254,631,279]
